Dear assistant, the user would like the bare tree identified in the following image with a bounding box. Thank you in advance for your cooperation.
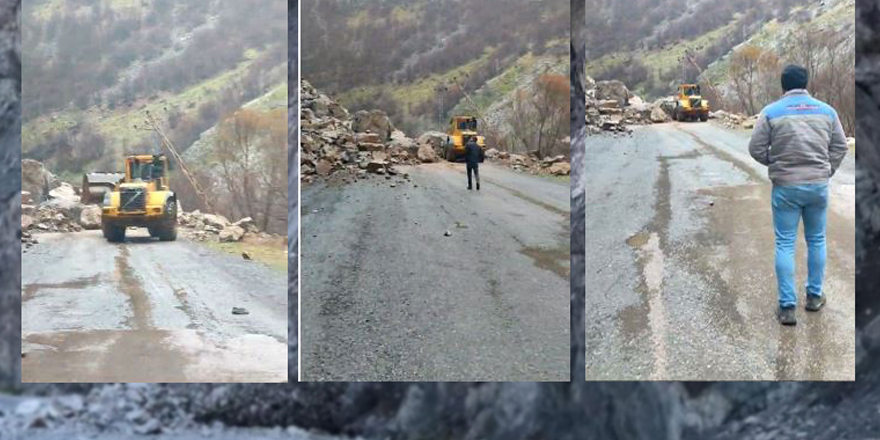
[213,108,287,232]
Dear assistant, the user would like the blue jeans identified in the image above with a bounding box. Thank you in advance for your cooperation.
[772,184,828,309]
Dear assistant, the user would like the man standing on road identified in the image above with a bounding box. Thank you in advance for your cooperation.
[748,64,848,326]
[465,136,484,191]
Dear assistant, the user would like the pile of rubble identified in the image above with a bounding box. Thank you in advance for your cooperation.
[485,149,571,176]
[300,80,443,184]
[585,77,675,134]
[20,159,277,248]
[177,210,273,243]
[21,160,103,250]
[709,110,755,129]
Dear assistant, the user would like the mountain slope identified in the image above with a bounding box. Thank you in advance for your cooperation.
[302,0,569,136]
[21,0,286,178]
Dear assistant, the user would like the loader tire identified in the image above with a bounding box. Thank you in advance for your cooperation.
[157,199,177,242]
[700,112,708,122]
[103,224,125,242]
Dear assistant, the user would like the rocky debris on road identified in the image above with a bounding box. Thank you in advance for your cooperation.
[484,151,571,176]
[301,80,464,186]
[300,81,427,184]
[585,77,635,134]
[231,307,249,315]
[709,110,758,130]
[242,252,252,260]
[177,211,278,243]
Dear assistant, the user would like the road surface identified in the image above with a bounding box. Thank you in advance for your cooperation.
[21,230,287,382]
[301,162,570,381]
[585,121,855,381]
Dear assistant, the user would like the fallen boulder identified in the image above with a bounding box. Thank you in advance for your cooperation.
[549,162,571,176]
[219,225,245,242]
[201,213,231,229]
[650,106,670,123]
[595,80,630,108]
[79,205,102,230]
[417,145,439,163]
[352,110,394,140]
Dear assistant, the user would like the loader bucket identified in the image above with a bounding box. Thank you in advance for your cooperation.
[82,172,124,204]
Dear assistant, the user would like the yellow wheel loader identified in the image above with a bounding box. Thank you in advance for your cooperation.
[88,154,177,242]
[673,84,709,122]
[444,115,487,162]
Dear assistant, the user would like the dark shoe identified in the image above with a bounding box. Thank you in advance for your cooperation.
[805,295,826,312]
[477,183,480,191]
[778,307,797,326]
[467,186,472,190]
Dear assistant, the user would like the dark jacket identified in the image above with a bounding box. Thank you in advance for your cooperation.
[464,140,483,167]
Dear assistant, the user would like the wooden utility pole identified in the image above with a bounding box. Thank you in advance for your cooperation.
[684,49,724,109]
[449,78,503,149]
[142,111,214,212]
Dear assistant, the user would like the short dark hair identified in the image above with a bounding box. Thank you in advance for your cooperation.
[781,64,808,92]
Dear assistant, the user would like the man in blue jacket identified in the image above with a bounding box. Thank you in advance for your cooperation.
[749,64,848,326]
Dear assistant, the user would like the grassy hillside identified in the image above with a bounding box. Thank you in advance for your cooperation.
[303,0,569,135]
[22,0,286,176]
[583,0,853,100]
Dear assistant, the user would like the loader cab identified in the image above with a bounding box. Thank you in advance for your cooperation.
[125,155,169,190]
[679,84,701,97]
[451,116,478,134]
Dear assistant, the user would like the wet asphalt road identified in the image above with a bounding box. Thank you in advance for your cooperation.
[301,162,570,381]
[21,230,287,382]
[585,121,855,381]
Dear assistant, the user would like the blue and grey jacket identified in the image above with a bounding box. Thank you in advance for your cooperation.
[748,89,848,185]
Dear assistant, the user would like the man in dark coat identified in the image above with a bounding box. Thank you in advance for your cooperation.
[464,136,484,190]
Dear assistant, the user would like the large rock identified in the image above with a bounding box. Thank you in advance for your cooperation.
[388,130,416,150]
[417,145,439,163]
[417,131,448,150]
[653,97,676,116]
[650,105,670,123]
[47,182,79,203]
[219,225,245,242]
[352,110,394,140]
[595,80,630,108]
[21,159,58,203]
[549,162,571,175]
[201,213,231,229]
[366,160,388,174]
[78,205,101,230]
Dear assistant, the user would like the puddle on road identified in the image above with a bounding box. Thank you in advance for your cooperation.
[22,329,287,383]
[625,230,669,379]
[519,245,570,279]
[115,246,152,329]
[23,274,101,303]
